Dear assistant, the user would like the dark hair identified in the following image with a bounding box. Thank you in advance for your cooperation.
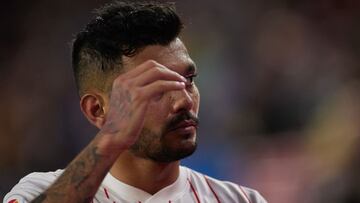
[72,1,183,96]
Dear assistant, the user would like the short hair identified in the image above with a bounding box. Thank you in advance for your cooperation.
[72,1,183,96]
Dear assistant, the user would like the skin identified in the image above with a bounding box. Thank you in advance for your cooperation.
[31,38,200,203]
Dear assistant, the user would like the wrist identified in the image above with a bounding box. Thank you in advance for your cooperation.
[95,132,128,157]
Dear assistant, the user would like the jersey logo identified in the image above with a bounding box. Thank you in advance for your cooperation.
[8,199,19,203]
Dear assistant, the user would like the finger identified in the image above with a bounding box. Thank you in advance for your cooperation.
[124,60,163,79]
[140,80,185,100]
[133,66,186,86]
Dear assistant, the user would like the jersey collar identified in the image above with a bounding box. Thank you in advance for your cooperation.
[102,166,189,202]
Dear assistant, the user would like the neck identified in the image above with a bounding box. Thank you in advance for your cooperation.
[110,151,180,195]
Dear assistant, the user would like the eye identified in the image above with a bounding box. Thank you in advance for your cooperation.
[185,74,197,86]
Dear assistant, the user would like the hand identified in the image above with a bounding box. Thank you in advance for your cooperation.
[98,60,186,153]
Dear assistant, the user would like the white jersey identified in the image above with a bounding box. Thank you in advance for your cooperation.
[4,166,267,203]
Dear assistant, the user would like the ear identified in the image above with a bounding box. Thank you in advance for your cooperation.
[80,93,107,129]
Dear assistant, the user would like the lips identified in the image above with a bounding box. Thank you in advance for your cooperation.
[168,119,198,132]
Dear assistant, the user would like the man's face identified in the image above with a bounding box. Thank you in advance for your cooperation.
[122,38,200,162]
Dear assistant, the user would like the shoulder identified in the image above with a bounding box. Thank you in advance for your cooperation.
[182,166,267,203]
[3,169,64,203]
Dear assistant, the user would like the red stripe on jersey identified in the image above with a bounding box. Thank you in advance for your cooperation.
[188,179,201,203]
[238,185,252,203]
[204,176,221,203]
[104,187,110,199]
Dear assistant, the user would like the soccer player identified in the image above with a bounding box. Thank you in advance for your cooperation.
[4,1,267,203]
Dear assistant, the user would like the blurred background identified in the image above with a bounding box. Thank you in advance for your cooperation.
[1,0,360,202]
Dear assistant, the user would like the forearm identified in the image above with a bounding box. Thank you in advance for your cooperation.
[31,133,122,203]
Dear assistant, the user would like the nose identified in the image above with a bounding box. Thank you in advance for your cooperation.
[171,89,194,114]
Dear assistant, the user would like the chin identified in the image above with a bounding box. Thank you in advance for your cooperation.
[130,129,198,163]
[149,141,197,163]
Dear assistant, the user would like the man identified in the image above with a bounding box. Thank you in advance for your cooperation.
[4,1,267,203]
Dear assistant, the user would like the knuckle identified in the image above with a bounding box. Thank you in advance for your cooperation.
[132,88,144,101]
[153,66,165,74]
[122,80,133,91]
[122,80,130,89]
[112,78,122,88]
[113,74,126,86]
[146,60,158,67]
[126,79,134,87]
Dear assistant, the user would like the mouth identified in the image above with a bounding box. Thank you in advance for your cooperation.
[168,120,198,132]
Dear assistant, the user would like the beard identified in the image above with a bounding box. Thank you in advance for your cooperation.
[129,111,199,162]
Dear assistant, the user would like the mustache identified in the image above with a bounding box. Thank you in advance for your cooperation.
[164,111,199,132]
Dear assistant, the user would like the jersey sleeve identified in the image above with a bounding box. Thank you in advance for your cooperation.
[3,170,63,203]
[239,185,268,203]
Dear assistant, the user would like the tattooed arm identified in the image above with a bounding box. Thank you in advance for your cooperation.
[31,60,187,203]
[32,138,114,203]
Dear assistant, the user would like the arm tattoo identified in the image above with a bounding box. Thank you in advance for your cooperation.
[31,143,114,203]
[70,146,100,189]
[30,88,132,203]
